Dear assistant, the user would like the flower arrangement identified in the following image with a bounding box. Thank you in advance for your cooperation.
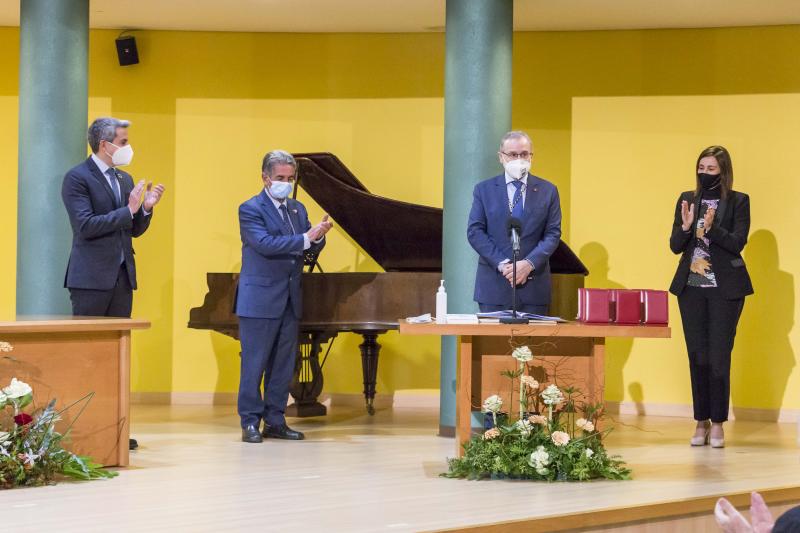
[0,342,117,488]
[445,344,631,481]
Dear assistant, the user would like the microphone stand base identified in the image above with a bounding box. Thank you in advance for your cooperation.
[499,317,529,324]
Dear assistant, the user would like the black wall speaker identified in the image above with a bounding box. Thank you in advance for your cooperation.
[115,36,139,66]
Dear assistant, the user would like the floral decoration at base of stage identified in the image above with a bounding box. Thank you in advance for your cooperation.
[0,341,117,489]
[444,345,631,481]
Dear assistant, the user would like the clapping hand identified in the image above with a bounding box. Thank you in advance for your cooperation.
[703,207,716,233]
[307,215,333,241]
[680,200,695,231]
[715,492,774,533]
[143,182,166,211]
[128,180,146,214]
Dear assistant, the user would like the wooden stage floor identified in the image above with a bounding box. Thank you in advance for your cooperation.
[3,404,799,532]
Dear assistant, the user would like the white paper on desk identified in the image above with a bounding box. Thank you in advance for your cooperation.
[407,313,433,324]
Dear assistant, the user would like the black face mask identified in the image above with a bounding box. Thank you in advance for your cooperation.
[698,172,721,190]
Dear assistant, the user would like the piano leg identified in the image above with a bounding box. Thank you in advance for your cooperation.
[287,331,332,418]
[357,332,384,415]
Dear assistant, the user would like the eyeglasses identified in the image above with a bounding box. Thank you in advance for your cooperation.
[500,151,532,160]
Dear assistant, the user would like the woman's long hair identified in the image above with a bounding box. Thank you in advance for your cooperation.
[695,145,733,200]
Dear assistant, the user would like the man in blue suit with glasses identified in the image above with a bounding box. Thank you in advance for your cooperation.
[467,131,562,315]
[235,150,332,443]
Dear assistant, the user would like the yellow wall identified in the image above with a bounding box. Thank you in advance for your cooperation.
[1,25,799,411]
[571,94,800,412]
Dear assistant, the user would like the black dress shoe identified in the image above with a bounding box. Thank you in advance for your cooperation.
[263,424,305,440]
[241,424,263,443]
[129,438,138,450]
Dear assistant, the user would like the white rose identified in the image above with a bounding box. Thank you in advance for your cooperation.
[514,419,533,436]
[512,345,533,363]
[0,391,7,406]
[482,394,503,413]
[528,445,550,470]
[0,341,12,353]
[520,375,539,389]
[3,378,32,399]
[576,418,595,432]
[585,448,594,458]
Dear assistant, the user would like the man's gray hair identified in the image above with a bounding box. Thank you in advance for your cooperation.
[88,117,131,153]
[262,150,297,175]
[499,130,533,152]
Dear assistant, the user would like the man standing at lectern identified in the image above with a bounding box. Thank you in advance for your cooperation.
[467,131,562,314]
[235,150,332,443]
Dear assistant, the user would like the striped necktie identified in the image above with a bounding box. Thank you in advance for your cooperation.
[510,180,524,219]
[107,168,122,207]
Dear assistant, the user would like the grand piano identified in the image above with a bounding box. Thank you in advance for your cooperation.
[188,152,588,416]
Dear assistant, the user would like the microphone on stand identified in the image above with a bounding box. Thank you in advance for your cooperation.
[500,216,528,324]
[507,217,521,253]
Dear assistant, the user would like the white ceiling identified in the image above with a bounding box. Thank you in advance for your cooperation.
[1,0,799,33]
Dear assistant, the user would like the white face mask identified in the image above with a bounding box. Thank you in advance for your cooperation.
[106,143,134,167]
[504,159,531,180]
[268,180,293,200]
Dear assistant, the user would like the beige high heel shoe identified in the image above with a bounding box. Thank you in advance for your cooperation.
[690,421,710,446]
[710,424,725,448]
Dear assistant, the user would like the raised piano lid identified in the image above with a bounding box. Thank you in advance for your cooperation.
[293,152,442,272]
[292,152,587,276]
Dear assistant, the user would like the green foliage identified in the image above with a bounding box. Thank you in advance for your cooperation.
[446,352,632,483]
[0,387,118,489]
[443,417,631,482]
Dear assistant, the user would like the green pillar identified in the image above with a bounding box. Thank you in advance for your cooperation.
[440,0,513,434]
[17,0,89,315]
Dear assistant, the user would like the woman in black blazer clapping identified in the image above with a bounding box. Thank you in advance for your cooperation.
[669,146,753,448]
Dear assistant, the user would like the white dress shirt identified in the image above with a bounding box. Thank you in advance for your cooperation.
[264,189,313,250]
[504,171,526,210]
[497,171,533,272]
[90,153,151,217]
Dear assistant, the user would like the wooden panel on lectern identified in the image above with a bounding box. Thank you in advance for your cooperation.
[0,331,123,466]
[477,336,599,412]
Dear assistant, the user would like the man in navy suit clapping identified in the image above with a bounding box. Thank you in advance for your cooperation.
[467,131,562,314]
[235,150,331,443]
[61,117,165,318]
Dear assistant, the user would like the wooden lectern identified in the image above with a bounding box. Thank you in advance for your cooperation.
[0,316,150,466]
[399,321,670,456]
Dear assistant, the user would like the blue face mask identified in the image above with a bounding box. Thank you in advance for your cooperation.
[269,180,293,200]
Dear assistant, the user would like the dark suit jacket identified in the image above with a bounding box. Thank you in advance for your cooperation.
[235,191,325,319]
[61,157,151,290]
[467,173,562,306]
[669,190,754,299]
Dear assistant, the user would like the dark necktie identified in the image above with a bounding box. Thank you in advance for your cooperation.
[278,204,294,234]
[107,168,121,207]
[510,180,524,219]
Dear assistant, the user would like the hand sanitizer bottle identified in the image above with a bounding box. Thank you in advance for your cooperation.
[436,280,447,324]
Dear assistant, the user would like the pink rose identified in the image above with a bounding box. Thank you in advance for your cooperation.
[528,415,548,425]
[483,428,500,440]
[551,431,570,446]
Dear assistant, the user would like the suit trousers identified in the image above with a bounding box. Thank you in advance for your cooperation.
[237,302,299,429]
[677,286,744,423]
[69,263,133,318]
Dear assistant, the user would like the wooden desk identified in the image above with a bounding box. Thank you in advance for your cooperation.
[0,316,150,466]
[399,321,670,455]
